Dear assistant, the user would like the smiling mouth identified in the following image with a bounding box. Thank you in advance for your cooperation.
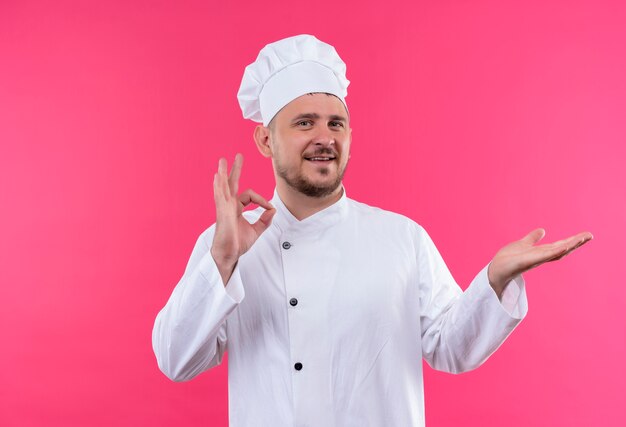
[305,156,336,162]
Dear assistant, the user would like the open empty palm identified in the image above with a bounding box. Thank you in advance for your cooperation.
[488,228,593,297]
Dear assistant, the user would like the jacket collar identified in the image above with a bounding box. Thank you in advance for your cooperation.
[270,187,349,236]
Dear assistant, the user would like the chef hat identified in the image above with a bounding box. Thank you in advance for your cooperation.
[237,34,350,126]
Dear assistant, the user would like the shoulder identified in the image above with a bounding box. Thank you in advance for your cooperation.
[346,197,426,237]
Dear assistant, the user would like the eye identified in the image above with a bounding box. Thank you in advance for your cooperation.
[296,120,313,127]
[329,121,344,128]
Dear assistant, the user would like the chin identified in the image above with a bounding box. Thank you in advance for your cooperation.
[307,175,338,187]
[278,163,345,198]
[292,176,342,198]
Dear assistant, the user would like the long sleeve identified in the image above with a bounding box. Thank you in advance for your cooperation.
[150,195,530,426]
[152,226,245,381]
[417,226,528,374]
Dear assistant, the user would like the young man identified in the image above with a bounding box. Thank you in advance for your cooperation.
[153,35,592,426]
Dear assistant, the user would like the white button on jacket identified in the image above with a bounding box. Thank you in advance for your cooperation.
[153,190,527,427]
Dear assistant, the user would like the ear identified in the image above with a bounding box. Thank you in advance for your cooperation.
[254,125,272,158]
[348,127,353,159]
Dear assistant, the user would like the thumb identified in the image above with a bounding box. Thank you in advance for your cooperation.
[521,228,546,245]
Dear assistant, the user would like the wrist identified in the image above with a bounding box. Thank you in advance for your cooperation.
[211,247,238,286]
[487,262,508,299]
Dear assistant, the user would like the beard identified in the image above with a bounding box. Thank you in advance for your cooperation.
[276,151,347,198]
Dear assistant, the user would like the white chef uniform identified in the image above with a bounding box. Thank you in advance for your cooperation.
[152,188,527,427]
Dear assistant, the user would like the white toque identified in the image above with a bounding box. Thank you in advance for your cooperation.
[237,34,350,126]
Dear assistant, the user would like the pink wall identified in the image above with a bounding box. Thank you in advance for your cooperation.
[1,0,624,425]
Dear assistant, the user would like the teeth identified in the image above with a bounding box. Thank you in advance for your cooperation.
[308,157,332,161]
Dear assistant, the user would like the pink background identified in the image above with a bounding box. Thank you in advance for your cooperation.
[1,0,625,425]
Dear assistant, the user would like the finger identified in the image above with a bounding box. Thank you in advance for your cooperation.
[513,243,569,272]
[238,189,274,210]
[569,231,594,243]
[551,234,593,260]
[544,232,593,253]
[508,231,593,274]
[526,231,593,260]
[213,173,222,202]
[214,174,236,221]
[527,233,593,266]
[218,157,228,177]
[213,171,229,203]
[229,153,243,195]
[521,228,545,245]
[215,158,232,199]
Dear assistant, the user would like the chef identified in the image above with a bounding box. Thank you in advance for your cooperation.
[152,34,592,426]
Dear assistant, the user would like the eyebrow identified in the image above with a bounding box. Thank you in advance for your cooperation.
[291,113,348,123]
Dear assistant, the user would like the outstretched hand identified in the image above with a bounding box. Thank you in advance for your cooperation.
[210,154,276,285]
[488,228,593,298]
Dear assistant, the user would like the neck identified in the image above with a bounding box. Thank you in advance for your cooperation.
[276,180,344,221]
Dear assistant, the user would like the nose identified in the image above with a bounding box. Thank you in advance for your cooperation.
[312,126,335,147]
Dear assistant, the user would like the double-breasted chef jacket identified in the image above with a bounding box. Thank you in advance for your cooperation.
[153,188,527,427]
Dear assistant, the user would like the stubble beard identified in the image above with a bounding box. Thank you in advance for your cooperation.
[276,159,347,198]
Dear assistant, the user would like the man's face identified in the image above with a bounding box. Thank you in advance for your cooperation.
[267,93,351,198]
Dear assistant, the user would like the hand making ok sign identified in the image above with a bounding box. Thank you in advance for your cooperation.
[210,154,276,285]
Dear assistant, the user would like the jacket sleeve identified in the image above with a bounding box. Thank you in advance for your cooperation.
[152,225,245,382]
[416,225,528,374]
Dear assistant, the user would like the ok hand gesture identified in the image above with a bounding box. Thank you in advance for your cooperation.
[210,154,276,285]
[488,228,593,298]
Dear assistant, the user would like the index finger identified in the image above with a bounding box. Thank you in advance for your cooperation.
[547,231,594,250]
[229,153,243,195]
[553,232,594,260]
[533,231,593,264]
[238,188,274,211]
